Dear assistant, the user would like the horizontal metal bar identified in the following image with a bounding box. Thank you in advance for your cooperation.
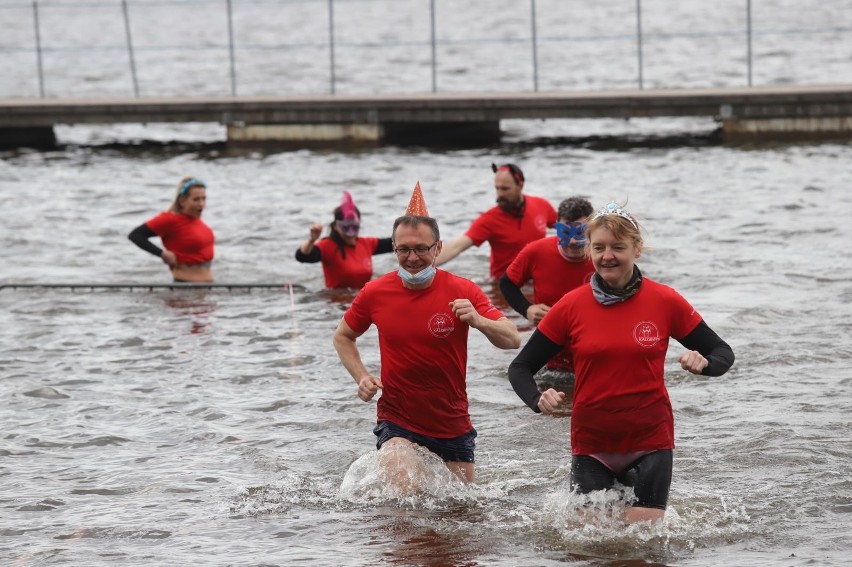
[0,283,301,291]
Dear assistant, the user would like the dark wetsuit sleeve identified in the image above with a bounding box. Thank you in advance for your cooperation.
[375,237,394,254]
[295,247,322,263]
[676,319,735,377]
[128,223,163,258]
[507,329,564,412]
[499,273,532,319]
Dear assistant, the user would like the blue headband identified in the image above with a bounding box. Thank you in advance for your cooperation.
[179,178,206,196]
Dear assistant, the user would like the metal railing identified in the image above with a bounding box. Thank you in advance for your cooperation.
[1,0,848,99]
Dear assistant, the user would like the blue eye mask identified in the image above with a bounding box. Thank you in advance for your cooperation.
[555,222,587,246]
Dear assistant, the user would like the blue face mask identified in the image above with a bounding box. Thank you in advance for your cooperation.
[555,222,587,246]
[398,264,436,285]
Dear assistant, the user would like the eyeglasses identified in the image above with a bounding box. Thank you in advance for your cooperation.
[394,242,438,257]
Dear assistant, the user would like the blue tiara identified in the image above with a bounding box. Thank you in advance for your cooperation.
[593,201,638,228]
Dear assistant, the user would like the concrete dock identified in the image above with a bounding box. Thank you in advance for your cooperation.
[2,84,851,148]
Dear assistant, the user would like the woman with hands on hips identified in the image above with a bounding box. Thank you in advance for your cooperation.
[128,176,215,282]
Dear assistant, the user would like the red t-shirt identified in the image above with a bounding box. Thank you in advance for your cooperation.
[465,194,557,280]
[505,236,595,370]
[343,269,505,438]
[537,278,702,454]
[145,211,215,265]
[314,236,380,289]
[504,236,595,306]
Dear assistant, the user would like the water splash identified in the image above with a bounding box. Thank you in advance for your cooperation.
[338,445,472,509]
[537,485,753,562]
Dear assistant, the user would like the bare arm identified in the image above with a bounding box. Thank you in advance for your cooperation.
[333,318,383,401]
[449,300,520,350]
[436,235,474,267]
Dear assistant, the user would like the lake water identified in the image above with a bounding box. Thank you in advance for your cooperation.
[2,1,852,566]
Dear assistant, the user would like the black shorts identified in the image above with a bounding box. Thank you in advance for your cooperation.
[570,450,673,510]
[373,421,477,463]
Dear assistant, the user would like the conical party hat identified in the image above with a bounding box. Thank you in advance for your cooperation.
[405,181,430,217]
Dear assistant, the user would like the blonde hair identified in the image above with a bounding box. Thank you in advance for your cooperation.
[169,176,206,213]
[585,204,643,254]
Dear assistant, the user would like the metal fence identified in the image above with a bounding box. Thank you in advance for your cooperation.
[1,0,849,98]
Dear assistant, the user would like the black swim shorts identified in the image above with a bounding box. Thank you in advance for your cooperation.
[570,449,673,510]
[373,420,477,463]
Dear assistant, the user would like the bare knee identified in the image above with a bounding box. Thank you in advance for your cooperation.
[624,506,665,523]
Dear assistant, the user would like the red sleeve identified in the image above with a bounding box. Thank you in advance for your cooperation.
[466,279,504,321]
[360,236,379,254]
[343,285,374,333]
[314,238,336,256]
[537,297,570,346]
[144,211,175,237]
[666,286,702,339]
[464,211,492,247]
[504,241,534,286]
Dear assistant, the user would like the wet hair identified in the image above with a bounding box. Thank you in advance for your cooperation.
[392,215,440,242]
[169,176,206,213]
[585,208,644,254]
[557,196,593,222]
[491,162,524,185]
[329,204,362,258]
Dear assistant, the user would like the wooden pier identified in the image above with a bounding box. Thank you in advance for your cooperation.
[2,84,851,148]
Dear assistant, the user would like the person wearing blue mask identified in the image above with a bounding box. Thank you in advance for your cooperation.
[333,183,520,488]
[499,196,596,372]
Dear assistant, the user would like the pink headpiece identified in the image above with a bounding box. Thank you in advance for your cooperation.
[340,191,359,221]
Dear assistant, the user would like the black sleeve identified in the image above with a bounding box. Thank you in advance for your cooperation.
[507,329,565,412]
[675,319,735,377]
[499,273,532,319]
[374,237,394,255]
[128,223,163,258]
[295,246,322,263]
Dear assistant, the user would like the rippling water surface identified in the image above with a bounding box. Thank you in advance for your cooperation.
[2,1,852,565]
[3,134,851,566]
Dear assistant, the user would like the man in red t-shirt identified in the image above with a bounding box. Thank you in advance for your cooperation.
[500,196,595,371]
[334,208,520,486]
[437,163,557,281]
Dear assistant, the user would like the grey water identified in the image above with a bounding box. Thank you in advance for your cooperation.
[2,1,852,566]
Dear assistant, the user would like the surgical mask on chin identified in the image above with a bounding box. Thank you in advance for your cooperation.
[397,264,436,285]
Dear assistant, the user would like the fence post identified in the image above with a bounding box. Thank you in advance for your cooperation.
[530,0,539,92]
[430,0,437,92]
[226,0,236,96]
[121,0,140,98]
[635,0,644,89]
[746,0,753,86]
[328,0,336,94]
[32,0,45,98]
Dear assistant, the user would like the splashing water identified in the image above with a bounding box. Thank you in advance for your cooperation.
[339,444,472,509]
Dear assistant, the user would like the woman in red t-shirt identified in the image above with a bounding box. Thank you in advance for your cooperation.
[295,191,393,289]
[128,177,215,282]
[508,202,734,523]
